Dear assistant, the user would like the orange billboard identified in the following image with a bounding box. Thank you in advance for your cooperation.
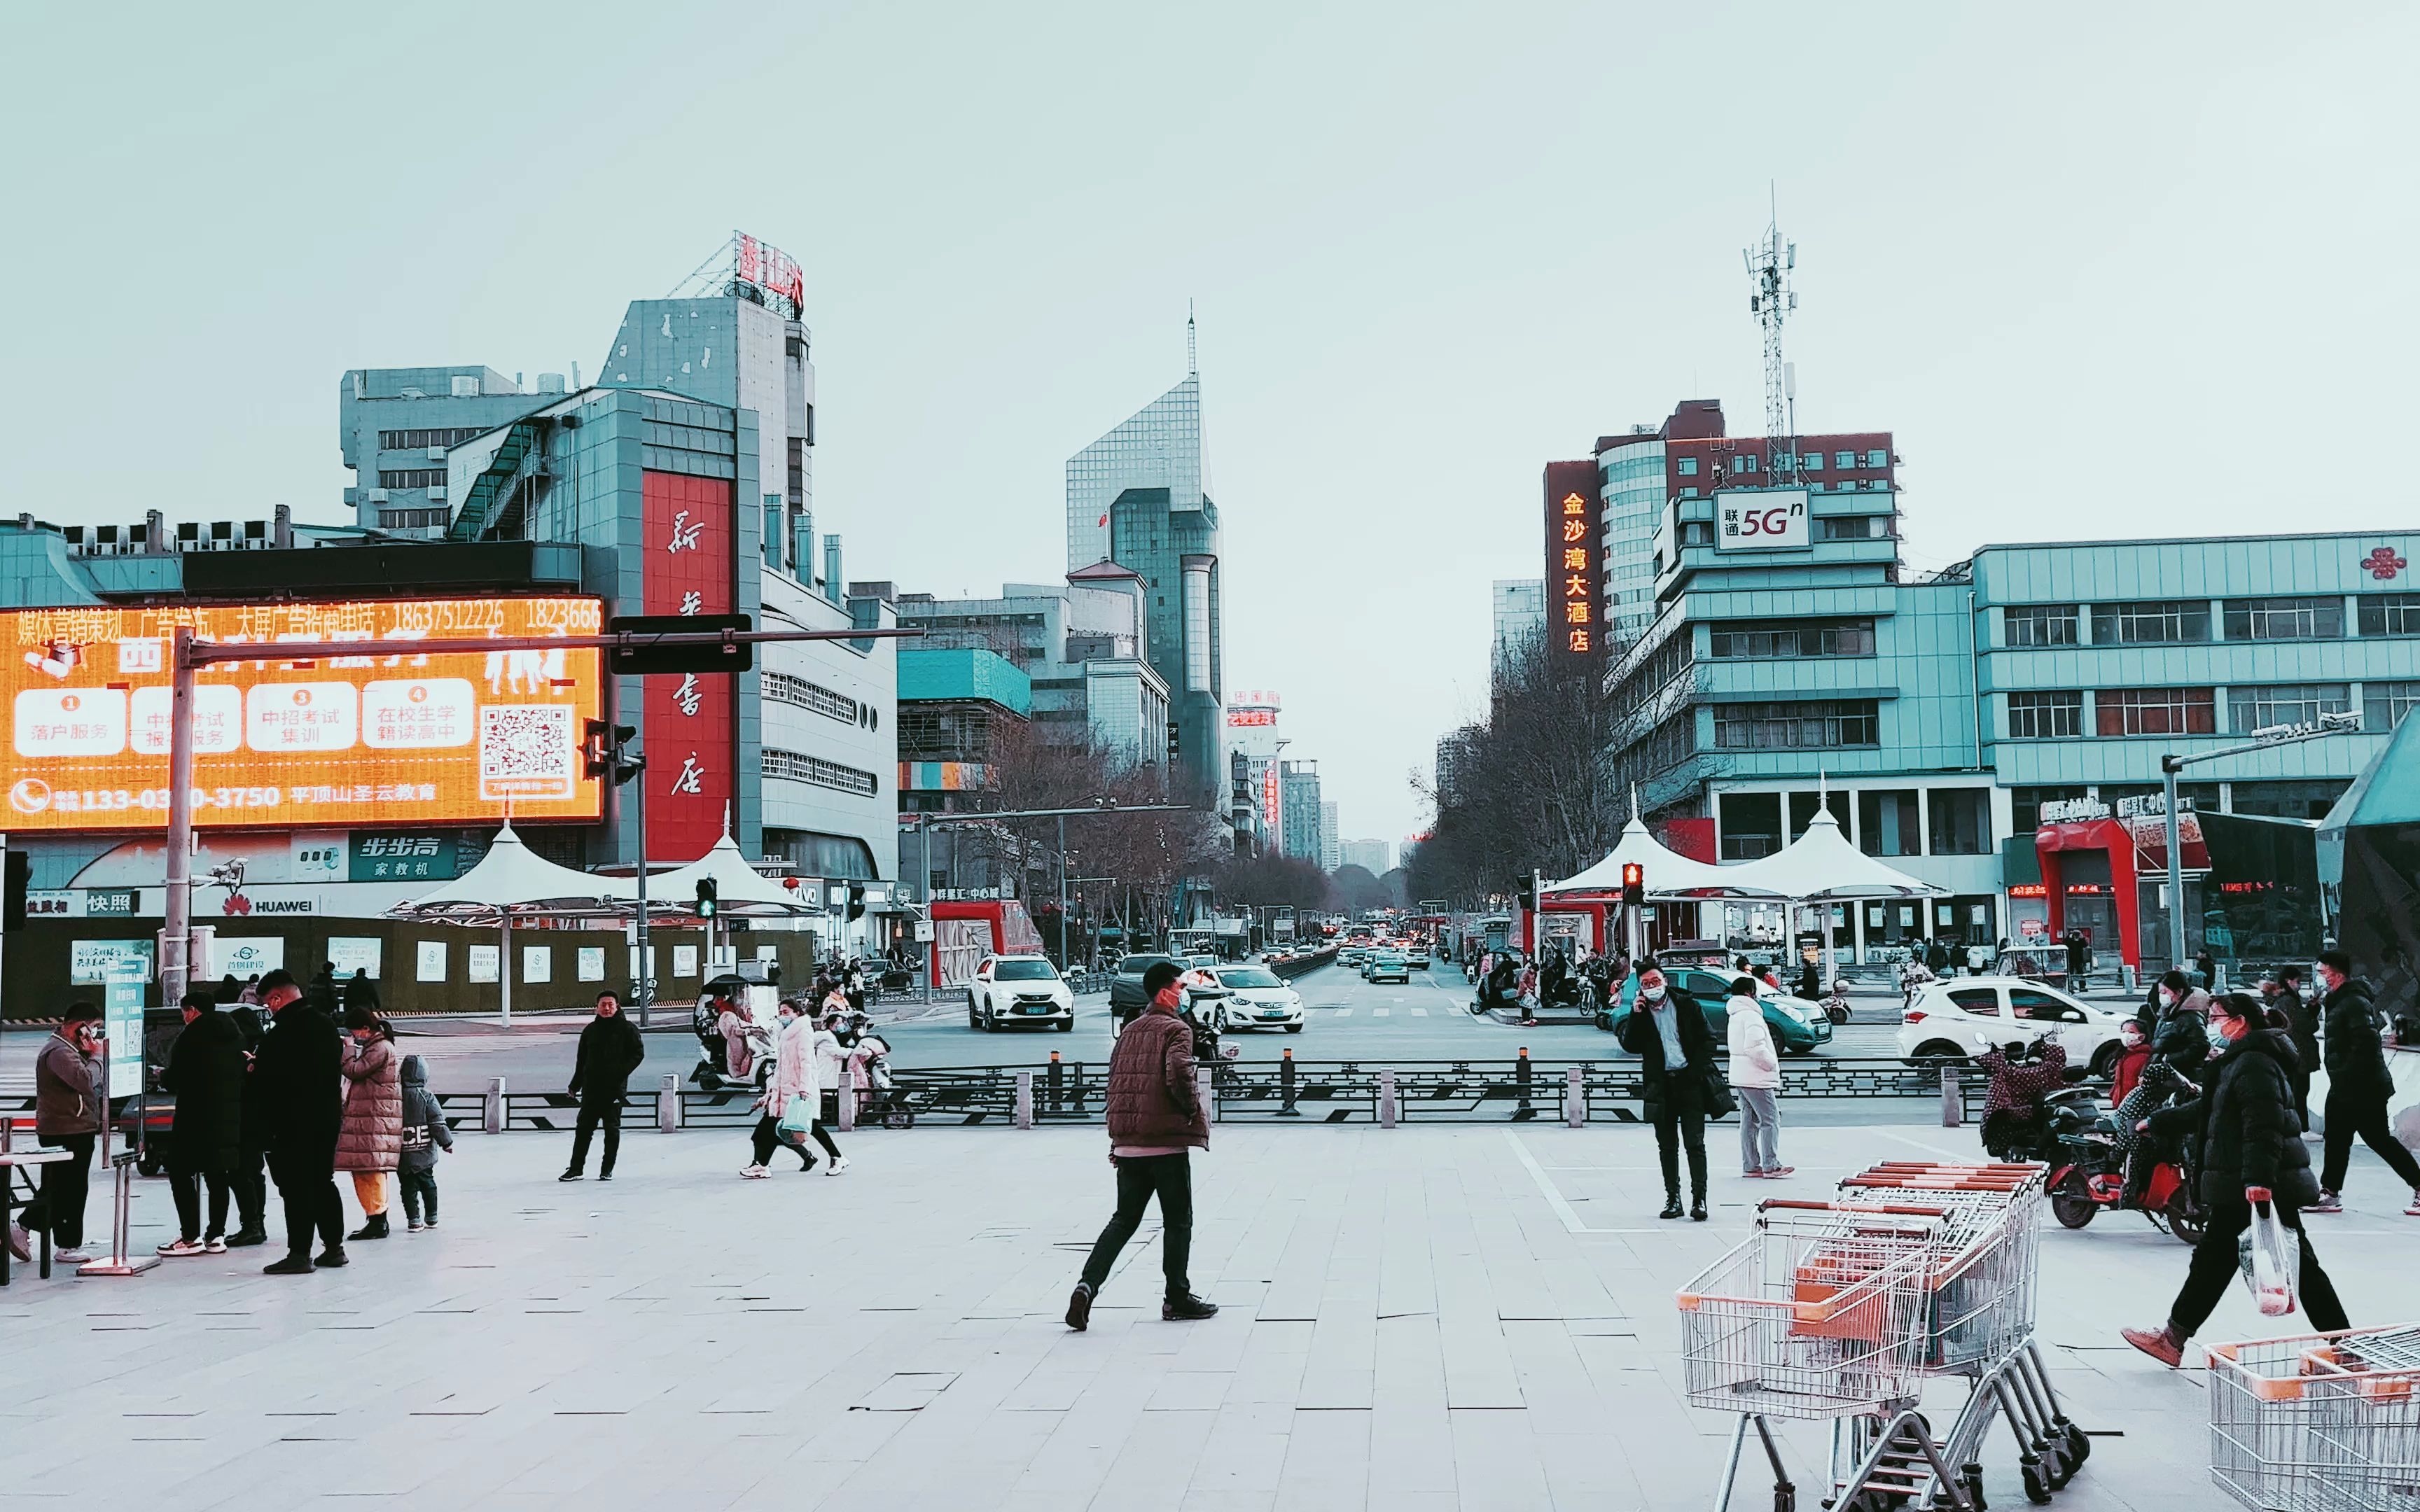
[4,596,604,832]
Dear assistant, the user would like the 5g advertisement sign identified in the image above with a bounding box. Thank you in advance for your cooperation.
[1716,489,1811,551]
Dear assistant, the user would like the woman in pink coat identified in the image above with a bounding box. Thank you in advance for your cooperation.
[335,1006,403,1240]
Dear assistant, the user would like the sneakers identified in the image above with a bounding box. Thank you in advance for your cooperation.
[2307,1189,2343,1214]
[599,1172,613,1182]
[2122,1324,2185,1368]
[1066,1282,1094,1332]
[1657,1194,1685,1220]
[742,1165,770,1180]
[826,1156,851,1177]
[558,1170,585,1182]
[424,1219,438,1229]
[2407,1191,2420,1217]
[55,1247,92,1266]
[4,1223,29,1263]
[406,1221,424,1233]
[156,1238,209,1258]
[1163,1293,1220,1322]
[204,1236,228,1255]
[314,1248,348,1268]
[1762,1166,1796,1179]
[263,1254,315,1275]
[226,1227,269,1249]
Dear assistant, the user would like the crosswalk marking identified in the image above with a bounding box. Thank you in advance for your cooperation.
[1410,1005,1429,1016]
[1333,1007,1353,1018]
[1373,1007,1390,1018]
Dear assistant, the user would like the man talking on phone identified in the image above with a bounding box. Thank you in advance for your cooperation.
[8,1002,106,1267]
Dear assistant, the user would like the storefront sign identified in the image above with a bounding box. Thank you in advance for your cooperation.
[71,938,152,983]
[212,937,284,977]
[1716,488,1810,552]
[83,888,140,916]
[641,474,735,860]
[349,833,459,882]
[1542,461,1602,662]
[23,889,74,918]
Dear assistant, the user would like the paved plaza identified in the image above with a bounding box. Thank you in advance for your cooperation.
[5,1116,2415,1511]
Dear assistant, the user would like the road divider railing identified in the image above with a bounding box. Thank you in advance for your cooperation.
[417,1056,2027,1132]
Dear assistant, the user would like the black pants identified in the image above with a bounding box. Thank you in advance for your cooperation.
[1652,1082,1709,1200]
[267,1149,343,1259]
[567,1096,623,1176]
[398,1169,438,1224]
[1078,1153,1193,1299]
[231,1145,268,1233]
[2320,1088,2420,1192]
[20,1134,94,1250]
[750,1114,840,1168]
[2169,1196,2347,1340]
[2288,1065,2314,1133]
[169,1162,231,1242]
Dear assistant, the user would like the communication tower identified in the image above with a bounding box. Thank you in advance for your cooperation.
[1744,206,1797,483]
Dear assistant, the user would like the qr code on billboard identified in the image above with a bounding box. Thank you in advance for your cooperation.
[478,705,576,800]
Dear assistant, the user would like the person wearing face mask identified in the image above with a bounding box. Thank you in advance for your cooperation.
[2308,948,2420,1216]
[2108,1017,2153,1110]
[2150,970,2211,1074]
[7,1002,106,1267]
[2122,993,2347,1367]
[1618,965,1717,1220]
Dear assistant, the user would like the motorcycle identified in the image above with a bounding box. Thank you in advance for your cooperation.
[1821,978,1852,1026]
[2036,1086,2204,1245]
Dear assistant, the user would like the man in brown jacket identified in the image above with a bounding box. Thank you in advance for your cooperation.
[7,1002,106,1266]
[1066,962,1218,1329]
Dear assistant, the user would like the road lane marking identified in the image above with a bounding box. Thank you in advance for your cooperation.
[1410,1006,1428,1017]
[1373,1007,1390,1018]
[1333,1007,1353,1018]
[1506,1132,1592,1234]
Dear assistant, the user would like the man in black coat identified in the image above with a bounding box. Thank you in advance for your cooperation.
[1617,964,1718,1222]
[2124,993,2348,1366]
[562,992,647,1182]
[249,969,347,1274]
[2263,967,2322,1130]
[2311,949,2420,1214]
[157,991,248,1256]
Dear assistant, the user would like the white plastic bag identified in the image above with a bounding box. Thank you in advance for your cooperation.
[2237,1188,2298,1318]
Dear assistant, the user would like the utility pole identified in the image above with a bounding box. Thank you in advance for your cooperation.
[2160,712,2360,972]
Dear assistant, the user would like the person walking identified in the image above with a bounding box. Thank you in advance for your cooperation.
[342,969,380,1017]
[1925,938,1952,978]
[2309,949,2420,1215]
[396,1056,450,1231]
[2194,948,2217,992]
[1619,965,1716,1221]
[744,1002,844,1175]
[305,963,342,1020]
[252,970,346,1273]
[335,1005,403,1242]
[1726,976,1790,1179]
[156,991,245,1256]
[2122,992,2348,1366]
[7,1002,106,1267]
[562,991,646,1182]
[1065,962,1218,1330]
[2064,930,2089,993]
[2271,965,2321,1132]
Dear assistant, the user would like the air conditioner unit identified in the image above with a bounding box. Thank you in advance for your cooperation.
[369,489,389,503]
[428,486,447,501]
[427,444,447,460]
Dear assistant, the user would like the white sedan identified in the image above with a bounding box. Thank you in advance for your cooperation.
[1208,965,1306,1032]
[1896,976,2134,1077]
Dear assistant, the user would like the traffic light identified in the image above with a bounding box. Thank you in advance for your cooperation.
[847,883,866,921]
[2,848,29,933]
[1166,720,1181,760]
[1620,862,1645,909]
[584,721,644,785]
[1515,873,1536,911]
[694,877,719,920]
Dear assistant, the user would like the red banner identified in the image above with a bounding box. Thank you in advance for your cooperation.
[641,472,735,861]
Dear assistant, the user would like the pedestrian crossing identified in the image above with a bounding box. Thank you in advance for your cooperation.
[1297,1004,1433,1018]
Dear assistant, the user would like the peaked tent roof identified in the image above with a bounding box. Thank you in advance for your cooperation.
[1543,813,1780,899]
[2322,711,2420,832]
[385,822,637,921]
[1719,804,1947,899]
[651,830,819,918]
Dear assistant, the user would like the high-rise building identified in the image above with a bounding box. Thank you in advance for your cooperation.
[1341,839,1392,875]
[1225,690,1284,855]
[1491,579,1545,681]
[1279,762,1323,865]
[1067,370,1225,811]
[1319,801,1341,872]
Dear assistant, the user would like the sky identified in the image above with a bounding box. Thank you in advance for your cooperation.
[6,4,2416,851]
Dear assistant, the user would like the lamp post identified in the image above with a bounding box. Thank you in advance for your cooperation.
[2160,710,2361,971]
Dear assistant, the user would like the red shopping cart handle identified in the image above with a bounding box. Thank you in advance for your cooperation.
[1761,1198,1954,1219]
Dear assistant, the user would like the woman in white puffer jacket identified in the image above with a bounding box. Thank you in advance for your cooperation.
[1725,980,1791,1180]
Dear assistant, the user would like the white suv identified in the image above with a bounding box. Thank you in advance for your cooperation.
[1896,976,2132,1077]
[1209,965,1305,1032]
[967,955,1075,1032]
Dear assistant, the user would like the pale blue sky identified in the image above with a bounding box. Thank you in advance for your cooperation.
[6,4,2414,846]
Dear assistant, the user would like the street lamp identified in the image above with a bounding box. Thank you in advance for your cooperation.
[2159,710,2361,970]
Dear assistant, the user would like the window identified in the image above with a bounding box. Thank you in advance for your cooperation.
[2007,691,2084,739]
[377,468,447,490]
[1706,620,1876,659]
[2358,593,2420,636]
[1676,456,1699,476]
[1856,790,1922,856]
[1834,450,1855,469]
[1864,449,1889,468]
[2365,679,2420,732]
[1720,792,1783,860]
[2096,687,2216,736]
[1928,789,1991,855]
[761,747,878,796]
[2091,599,2210,643]
[375,507,447,529]
[2228,682,2349,734]
[2223,596,2344,640]
[2003,604,2078,647]
[1734,453,1759,473]
[2011,785,2086,834]
[2230,779,2351,820]
[1947,987,2001,1016]
[1678,521,1713,546]
[377,426,488,451]
[2010,989,2082,1023]
[763,671,863,725]
[1800,452,1823,471]
[1819,514,1891,541]
[1712,700,1880,750]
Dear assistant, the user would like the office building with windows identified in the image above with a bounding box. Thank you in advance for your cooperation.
[894,648,1032,896]
[1491,579,1545,678]
[1320,801,1342,872]
[1341,839,1392,876]
[1279,762,1323,866]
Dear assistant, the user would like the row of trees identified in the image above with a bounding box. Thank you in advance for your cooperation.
[1405,625,1631,909]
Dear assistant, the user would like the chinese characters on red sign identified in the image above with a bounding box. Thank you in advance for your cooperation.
[642,472,735,861]
[1542,461,1602,664]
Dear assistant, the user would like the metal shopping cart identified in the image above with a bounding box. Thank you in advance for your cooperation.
[2206,1325,2420,1512]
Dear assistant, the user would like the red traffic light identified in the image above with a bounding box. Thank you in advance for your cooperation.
[1620,862,1644,907]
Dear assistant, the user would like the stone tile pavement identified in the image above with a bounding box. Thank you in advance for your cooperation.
[3,1117,2414,1510]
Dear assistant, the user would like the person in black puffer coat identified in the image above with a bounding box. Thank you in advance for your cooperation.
[2149,970,2211,1074]
[2312,950,2420,1213]
[156,992,248,1254]
[2122,993,2348,1366]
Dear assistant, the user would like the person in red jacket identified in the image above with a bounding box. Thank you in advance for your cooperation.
[2108,1018,2153,1110]
[1066,962,1218,1330]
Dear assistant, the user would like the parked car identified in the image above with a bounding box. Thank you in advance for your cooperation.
[1209,965,1305,1032]
[1601,966,1833,1055]
[1363,949,1411,985]
[966,954,1076,1032]
[1895,976,2132,1077]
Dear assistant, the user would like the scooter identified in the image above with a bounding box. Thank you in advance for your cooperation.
[2038,1086,2204,1244]
[690,995,777,1093]
[1821,978,1853,1026]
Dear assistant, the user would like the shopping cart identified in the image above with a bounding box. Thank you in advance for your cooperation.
[2206,1325,2420,1512]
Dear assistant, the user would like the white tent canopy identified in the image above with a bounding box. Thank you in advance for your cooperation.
[386,822,639,1025]
[1543,813,1779,899]
[652,831,820,918]
[1720,803,1947,899]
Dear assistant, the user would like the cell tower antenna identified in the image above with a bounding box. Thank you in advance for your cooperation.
[1744,192,1798,484]
[1187,298,1198,375]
